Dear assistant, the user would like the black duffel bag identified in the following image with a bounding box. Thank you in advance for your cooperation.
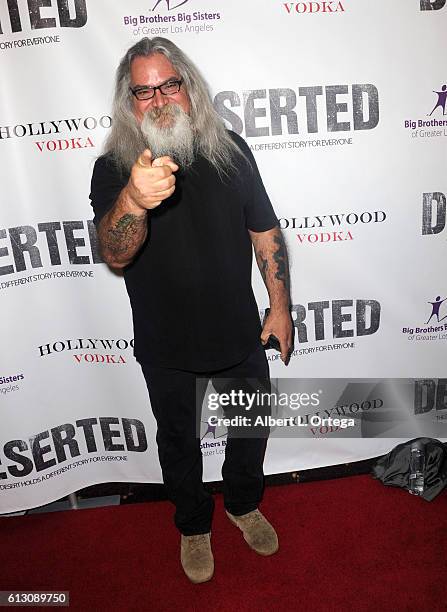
[372,437,447,501]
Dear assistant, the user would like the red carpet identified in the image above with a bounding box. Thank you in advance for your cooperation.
[1,475,446,611]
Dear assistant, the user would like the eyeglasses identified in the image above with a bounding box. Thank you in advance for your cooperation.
[130,78,184,101]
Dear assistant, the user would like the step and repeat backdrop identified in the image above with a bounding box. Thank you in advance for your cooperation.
[1,0,446,513]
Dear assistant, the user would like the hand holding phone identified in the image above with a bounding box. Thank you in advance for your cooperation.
[262,308,282,352]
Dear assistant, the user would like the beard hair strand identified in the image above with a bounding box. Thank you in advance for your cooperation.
[140,104,195,169]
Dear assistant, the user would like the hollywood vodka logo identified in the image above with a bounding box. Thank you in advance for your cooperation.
[279,210,386,244]
[282,2,345,13]
[0,114,111,153]
[38,337,134,364]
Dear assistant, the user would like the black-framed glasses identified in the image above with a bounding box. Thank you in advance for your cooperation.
[130,78,184,101]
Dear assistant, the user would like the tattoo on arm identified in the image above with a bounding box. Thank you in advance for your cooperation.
[273,233,290,291]
[104,213,146,256]
[251,226,291,306]
[257,251,269,283]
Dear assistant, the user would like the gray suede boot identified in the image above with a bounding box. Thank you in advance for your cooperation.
[226,509,279,556]
[180,533,214,583]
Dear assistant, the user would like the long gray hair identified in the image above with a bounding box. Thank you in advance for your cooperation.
[103,37,245,177]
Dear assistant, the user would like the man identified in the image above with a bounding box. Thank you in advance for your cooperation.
[90,37,293,583]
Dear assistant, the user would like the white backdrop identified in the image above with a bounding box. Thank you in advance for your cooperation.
[1,0,446,513]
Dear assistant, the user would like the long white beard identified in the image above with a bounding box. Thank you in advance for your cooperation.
[140,104,195,169]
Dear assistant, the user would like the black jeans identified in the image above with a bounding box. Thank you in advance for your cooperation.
[140,343,270,535]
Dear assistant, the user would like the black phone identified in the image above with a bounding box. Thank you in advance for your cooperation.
[262,308,281,351]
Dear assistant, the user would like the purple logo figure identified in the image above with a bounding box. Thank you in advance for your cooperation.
[151,0,189,10]
[429,85,447,116]
[426,295,447,324]
[201,420,226,441]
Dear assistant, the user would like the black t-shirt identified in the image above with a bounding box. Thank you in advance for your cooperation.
[89,131,278,371]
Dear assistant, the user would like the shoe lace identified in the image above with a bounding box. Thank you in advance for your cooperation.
[243,511,264,527]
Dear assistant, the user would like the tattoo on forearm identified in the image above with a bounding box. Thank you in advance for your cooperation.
[273,234,289,291]
[104,214,146,256]
[258,251,269,283]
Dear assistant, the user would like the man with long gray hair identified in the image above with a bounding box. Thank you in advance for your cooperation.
[90,37,293,584]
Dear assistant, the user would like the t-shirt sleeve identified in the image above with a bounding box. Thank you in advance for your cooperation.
[89,155,128,227]
[230,132,279,232]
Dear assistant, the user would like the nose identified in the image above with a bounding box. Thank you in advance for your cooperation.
[152,87,168,108]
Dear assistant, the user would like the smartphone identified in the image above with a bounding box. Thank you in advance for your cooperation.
[262,308,281,351]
